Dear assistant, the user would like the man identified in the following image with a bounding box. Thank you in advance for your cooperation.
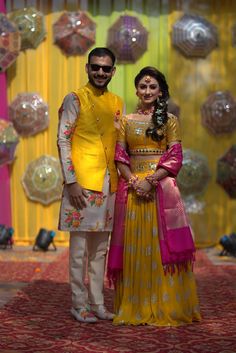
[57,47,124,323]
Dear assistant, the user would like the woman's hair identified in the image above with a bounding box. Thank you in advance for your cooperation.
[135,66,170,142]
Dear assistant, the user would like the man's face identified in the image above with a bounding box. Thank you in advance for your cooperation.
[86,55,116,89]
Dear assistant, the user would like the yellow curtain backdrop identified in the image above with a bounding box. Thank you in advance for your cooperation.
[6,0,236,246]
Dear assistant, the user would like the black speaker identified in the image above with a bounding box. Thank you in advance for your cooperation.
[0,225,14,249]
[33,228,57,251]
[219,233,236,257]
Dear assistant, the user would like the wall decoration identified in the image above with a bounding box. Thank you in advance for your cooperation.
[201,91,236,135]
[0,119,19,166]
[217,145,236,198]
[21,155,63,205]
[177,149,211,197]
[0,13,21,72]
[172,14,218,58]
[53,11,96,56]
[168,98,180,118]
[8,7,46,50]
[9,93,49,137]
[107,15,148,63]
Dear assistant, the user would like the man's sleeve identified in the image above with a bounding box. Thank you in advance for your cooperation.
[57,92,79,184]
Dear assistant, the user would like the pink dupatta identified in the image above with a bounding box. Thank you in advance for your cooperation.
[107,143,195,284]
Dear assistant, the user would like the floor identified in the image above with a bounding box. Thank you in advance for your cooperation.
[0,245,67,308]
[0,244,235,309]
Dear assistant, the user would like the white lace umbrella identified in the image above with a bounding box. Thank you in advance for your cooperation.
[22,155,63,205]
[8,7,46,50]
[172,14,218,58]
[201,91,236,135]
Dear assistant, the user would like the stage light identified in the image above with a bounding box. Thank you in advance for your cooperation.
[219,233,236,257]
[33,228,56,251]
[0,225,14,249]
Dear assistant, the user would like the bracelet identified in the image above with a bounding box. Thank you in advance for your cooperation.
[145,174,159,187]
[136,189,152,200]
[128,175,139,190]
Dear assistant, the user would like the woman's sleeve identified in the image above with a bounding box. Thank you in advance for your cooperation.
[117,115,127,144]
[57,92,79,184]
[166,114,182,144]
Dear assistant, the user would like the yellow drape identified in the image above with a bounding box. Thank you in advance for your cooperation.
[6,0,236,246]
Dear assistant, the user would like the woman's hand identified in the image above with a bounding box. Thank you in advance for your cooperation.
[66,182,88,209]
[136,179,154,201]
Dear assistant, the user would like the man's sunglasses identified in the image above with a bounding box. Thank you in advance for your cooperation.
[90,64,113,73]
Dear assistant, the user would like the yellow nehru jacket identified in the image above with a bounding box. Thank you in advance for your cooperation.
[71,82,123,193]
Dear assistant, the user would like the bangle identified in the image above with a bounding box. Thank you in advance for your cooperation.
[145,174,159,186]
[128,175,139,189]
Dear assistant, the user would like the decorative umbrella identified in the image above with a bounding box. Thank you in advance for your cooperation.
[0,119,19,166]
[9,93,49,137]
[168,98,180,118]
[172,14,218,58]
[107,15,148,63]
[21,155,63,205]
[53,11,96,55]
[217,145,236,198]
[8,7,46,50]
[177,149,211,197]
[201,91,236,135]
[0,13,21,72]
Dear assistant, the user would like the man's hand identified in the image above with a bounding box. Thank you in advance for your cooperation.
[66,182,88,209]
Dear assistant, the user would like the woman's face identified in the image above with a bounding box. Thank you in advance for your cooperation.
[136,75,161,105]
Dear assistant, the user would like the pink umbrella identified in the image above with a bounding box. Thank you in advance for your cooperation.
[53,11,96,55]
[9,93,49,137]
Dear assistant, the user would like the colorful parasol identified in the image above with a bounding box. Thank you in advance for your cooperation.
[201,91,236,135]
[0,13,21,72]
[53,11,96,55]
[8,7,46,50]
[21,155,63,205]
[177,149,211,197]
[172,14,218,58]
[0,119,19,166]
[217,145,236,198]
[9,93,49,137]
[107,15,148,63]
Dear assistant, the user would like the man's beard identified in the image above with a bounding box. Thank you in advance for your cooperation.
[88,75,112,89]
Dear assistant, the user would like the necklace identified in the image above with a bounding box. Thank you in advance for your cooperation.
[136,105,155,115]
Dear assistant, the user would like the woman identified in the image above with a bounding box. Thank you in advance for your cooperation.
[108,67,201,326]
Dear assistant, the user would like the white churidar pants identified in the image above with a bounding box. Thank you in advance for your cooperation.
[69,231,109,309]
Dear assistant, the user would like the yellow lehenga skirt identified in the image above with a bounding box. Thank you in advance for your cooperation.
[113,165,201,326]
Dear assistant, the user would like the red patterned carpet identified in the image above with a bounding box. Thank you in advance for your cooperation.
[0,249,236,353]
